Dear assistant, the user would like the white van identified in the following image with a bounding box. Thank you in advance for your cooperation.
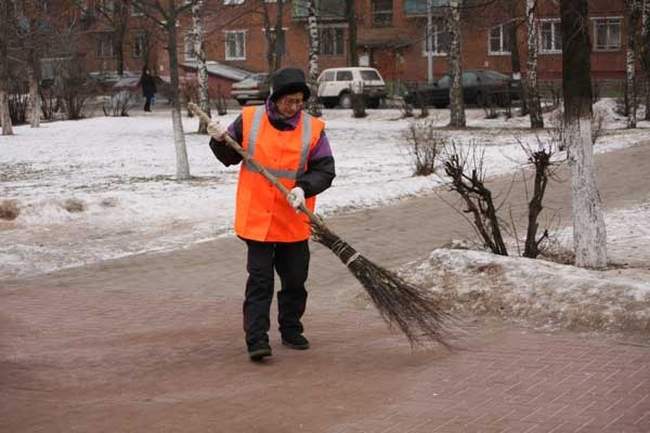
[316,67,387,109]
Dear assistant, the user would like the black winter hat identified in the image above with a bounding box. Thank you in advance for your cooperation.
[269,67,311,102]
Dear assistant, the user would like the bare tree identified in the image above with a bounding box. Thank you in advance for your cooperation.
[132,0,193,180]
[642,0,650,120]
[305,0,322,116]
[525,0,543,128]
[259,0,286,72]
[191,0,210,134]
[345,0,358,66]
[0,0,16,135]
[560,0,607,269]
[625,0,642,128]
[447,0,465,128]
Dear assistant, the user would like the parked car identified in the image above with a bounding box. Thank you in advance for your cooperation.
[230,72,270,106]
[403,69,521,108]
[317,67,387,109]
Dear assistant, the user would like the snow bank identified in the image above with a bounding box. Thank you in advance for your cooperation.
[404,248,650,334]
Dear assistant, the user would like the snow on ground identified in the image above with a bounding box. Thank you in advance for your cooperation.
[1,100,649,305]
[399,201,650,334]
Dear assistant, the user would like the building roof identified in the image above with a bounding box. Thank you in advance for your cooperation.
[180,60,254,81]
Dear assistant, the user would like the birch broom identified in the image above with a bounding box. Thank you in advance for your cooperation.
[188,103,452,347]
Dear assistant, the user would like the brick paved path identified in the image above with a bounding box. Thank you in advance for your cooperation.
[1,144,649,433]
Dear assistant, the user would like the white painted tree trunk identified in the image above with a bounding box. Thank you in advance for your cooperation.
[447,0,465,128]
[0,90,13,135]
[644,0,650,120]
[525,0,543,128]
[565,118,608,268]
[626,0,641,128]
[306,0,321,116]
[192,0,211,134]
[167,15,191,180]
[560,0,607,269]
[28,65,40,128]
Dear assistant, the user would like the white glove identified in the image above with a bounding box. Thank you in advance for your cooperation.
[207,120,227,140]
[287,187,305,210]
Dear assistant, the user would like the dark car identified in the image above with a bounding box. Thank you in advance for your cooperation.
[404,70,521,108]
[230,73,270,106]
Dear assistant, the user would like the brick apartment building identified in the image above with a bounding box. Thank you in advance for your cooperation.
[56,0,629,94]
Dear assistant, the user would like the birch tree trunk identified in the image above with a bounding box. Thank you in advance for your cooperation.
[447,0,465,128]
[28,63,40,128]
[167,10,191,180]
[0,0,13,135]
[625,0,641,128]
[306,0,321,116]
[560,0,607,269]
[192,0,211,134]
[641,0,650,120]
[526,0,543,128]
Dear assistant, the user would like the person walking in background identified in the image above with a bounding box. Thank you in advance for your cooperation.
[139,66,157,112]
[206,67,336,362]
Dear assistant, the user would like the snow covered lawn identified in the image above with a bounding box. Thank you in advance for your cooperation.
[1,100,649,332]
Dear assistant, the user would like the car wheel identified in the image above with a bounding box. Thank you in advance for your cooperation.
[237,99,247,106]
[338,92,352,109]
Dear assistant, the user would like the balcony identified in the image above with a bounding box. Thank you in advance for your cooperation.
[292,0,346,20]
[404,0,449,16]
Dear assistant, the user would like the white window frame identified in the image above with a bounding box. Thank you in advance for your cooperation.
[262,27,288,56]
[96,32,114,58]
[488,23,511,56]
[592,16,622,51]
[133,31,146,58]
[223,0,244,5]
[184,33,197,61]
[539,18,561,54]
[224,30,246,60]
[319,25,345,56]
[422,24,448,57]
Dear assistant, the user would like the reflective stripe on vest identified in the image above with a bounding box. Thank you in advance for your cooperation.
[245,105,313,180]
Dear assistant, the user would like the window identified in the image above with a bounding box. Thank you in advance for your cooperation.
[133,32,146,58]
[225,30,246,60]
[320,70,335,82]
[264,28,286,56]
[593,17,621,51]
[96,32,114,58]
[185,33,197,61]
[372,0,393,27]
[223,0,244,4]
[336,70,353,81]
[319,27,344,56]
[96,0,114,14]
[422,24,449,56]
[539,19,561,53]
[131,2,144,16]
[489,23,512,55]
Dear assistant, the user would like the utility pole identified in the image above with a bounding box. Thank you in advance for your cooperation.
[427,0,434,83]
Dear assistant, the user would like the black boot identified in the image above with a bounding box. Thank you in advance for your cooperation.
[281,334,310,350]
[248,341,272,361]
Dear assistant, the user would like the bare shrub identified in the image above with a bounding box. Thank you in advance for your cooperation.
[8,80,29,125]
[439,140,508,255]
[103,90,135,117]
[0,200,20,220]
[63,198,85,213]
[399,99,414,118]
[516,136,561,258]
[538,237,575,265]
[403,119,443,176]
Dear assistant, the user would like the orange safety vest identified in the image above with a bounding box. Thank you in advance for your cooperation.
[235,105,325,242]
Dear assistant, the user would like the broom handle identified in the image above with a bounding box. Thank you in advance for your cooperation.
[188,102,325,229]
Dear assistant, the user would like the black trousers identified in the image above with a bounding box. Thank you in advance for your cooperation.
[243,239,310,346]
